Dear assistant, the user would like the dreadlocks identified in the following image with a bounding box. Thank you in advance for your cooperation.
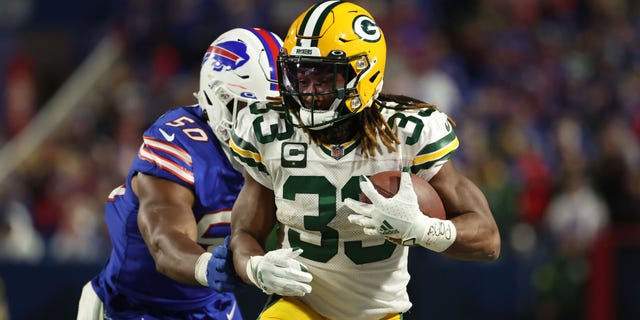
[355,93,456,157]
[357,103,399,157]
[304,93,456,158]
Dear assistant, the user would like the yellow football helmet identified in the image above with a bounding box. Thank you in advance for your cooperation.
[278,0,386,130]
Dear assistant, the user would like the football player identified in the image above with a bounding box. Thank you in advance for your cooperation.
[228,1,501,320]
[76,27,282,320]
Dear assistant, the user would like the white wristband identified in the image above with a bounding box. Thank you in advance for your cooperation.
[194,252,212,286]
[418,218,457,252]
[245,256,262,287]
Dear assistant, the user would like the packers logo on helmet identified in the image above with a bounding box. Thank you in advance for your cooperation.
[353,15,381,42]
[278,1,387,130]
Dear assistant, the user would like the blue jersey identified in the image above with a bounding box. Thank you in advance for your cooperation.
[91,105,243,318]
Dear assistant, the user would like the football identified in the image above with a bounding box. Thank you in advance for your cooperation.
[360,170,446,220]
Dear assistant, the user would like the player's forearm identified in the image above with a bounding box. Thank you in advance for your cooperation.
[430,164,501,260]
[148,230,205,285]
[230,231,266,284]
[440,190,501,261]
[230,173,278,283]
[442,213,500,261]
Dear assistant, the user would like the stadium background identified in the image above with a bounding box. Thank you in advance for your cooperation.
[0,0,639,319]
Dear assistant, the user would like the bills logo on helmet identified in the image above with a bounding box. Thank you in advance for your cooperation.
[203,41,251,72]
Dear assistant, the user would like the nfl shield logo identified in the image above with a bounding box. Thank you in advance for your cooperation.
[331,145,344,160]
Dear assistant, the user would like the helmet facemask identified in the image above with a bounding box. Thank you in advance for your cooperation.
[198,81,248,144]
[278,51,371,130]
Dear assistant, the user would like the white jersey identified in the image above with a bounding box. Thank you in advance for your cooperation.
[231,102,459,320]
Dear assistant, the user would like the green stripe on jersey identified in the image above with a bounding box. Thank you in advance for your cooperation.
[412,131,459,170]
[230,131,269,174]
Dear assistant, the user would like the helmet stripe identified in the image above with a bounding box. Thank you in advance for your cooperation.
[248,27,281,91]
[297,0,341,48]
[207,45,241,62]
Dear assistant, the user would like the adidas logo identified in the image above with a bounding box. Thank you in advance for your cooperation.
[378,220,400,235]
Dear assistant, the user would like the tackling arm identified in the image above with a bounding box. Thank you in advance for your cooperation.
[429,161,501,261]
[135,173,203,285]
[135,173,241,291]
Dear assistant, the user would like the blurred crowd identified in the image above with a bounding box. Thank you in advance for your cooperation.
[1,0,639,319]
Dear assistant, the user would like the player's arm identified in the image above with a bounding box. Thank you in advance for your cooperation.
[230,170,277,280]
[346,162,500,261]
[134,173,203,285]
[429,161,501,261]
[230,171,312,296]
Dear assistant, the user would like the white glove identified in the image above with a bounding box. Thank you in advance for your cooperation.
[344,168,457,252]
[245,248,313,296]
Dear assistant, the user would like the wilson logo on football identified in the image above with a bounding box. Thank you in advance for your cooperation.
[203,40,250,72]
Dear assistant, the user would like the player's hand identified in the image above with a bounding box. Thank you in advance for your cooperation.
[245,248,313,296]
[207,236,244,292]
[344,168,425,243]
[344,168,456,252]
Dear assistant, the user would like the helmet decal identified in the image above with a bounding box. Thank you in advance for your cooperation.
[197,27,283,153]
[240,92,257,99]
[248,28,281,91]
[205,41,250,72]
[296,0,341,48]
[353,15,381,42]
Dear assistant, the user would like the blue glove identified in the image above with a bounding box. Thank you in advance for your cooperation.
[209,236,245,292]
[196,236,244,292]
